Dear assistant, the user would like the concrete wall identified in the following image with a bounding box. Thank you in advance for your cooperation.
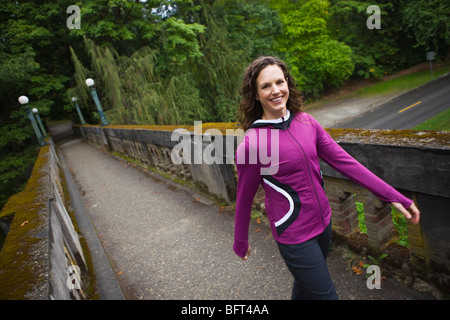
[74,124,450,292]
[0,139,89,300]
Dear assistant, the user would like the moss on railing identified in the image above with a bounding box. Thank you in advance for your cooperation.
[78,122,450,149]
[81,122,242,134]
[326,128,450,149]
[0,145,50,299]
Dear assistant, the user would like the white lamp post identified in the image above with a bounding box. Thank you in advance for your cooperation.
[85,78,109,126]
[32,107,47,137]
[71,97,86,125]
[18,96,47,146]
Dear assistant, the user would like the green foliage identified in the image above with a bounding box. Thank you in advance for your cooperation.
[0,49,40,85]
[66,46,95,124]
[157,17,205,67]
[69,39,209,125]
[67,0,280,124]
[183,0,281,122]
[0,0,74,209]
[0,115,39,209]
[401,0,450,53]
[119,46,209,125]
[270,0,354,95]
[329,0,449,79]
[363,253,387,270]
[391,206,408,247]
[189,0,253,122]
[71,0,155,52]
[356,201,367,233]
[356,199,409,247]
[0,146,38,209]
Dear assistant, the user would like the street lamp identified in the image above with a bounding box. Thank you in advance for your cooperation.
[85,78,109,126]
[32,107,47,137]
[71,97,86,125]
[18,96,47,146]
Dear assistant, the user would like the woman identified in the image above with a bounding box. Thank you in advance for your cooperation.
[233,56,420,300]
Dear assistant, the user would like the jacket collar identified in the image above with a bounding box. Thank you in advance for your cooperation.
[251,109,294,130]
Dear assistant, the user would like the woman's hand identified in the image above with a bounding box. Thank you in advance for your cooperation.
[241,245,251,260]
[391,202,420,225]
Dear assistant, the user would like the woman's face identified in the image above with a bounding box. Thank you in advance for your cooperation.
[255,64,289,120]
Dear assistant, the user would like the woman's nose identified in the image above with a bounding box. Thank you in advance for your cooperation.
[271,84,280,94]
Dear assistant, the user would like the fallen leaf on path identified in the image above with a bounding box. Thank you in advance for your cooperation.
[352,265,363,275]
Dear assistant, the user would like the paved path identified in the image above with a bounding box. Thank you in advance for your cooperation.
[53,122,436,300]
[58,137,291,300]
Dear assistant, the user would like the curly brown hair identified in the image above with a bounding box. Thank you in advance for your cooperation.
[238,56,304,131]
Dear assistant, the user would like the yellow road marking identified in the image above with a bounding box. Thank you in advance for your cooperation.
[398,101,422,113]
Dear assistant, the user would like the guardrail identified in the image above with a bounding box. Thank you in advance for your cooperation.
[0,139,90,300]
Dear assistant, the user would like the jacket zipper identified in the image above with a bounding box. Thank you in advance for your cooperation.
[282,119,326,228]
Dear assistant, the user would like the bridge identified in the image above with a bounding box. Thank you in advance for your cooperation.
[0,87,449,304]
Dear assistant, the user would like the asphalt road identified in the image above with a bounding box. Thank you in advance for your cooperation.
[335,73,450,129]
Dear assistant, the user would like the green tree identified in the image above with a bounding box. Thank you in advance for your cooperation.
[270,0,354,96]
[188,0,281,122]
[328,0,449,80]
[0,0,74,117]
[329,0,419,79]
[70,0,156,55]
[67,0,209,125]
[0,0,78,209]
[401,0,450,55]
[73,0,281,125]
[68,36,209,125]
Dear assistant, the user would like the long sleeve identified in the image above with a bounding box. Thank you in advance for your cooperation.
[233,139,262,258]
[315,120,413,209]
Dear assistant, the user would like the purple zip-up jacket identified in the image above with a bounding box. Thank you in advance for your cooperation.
[233,111,412,258]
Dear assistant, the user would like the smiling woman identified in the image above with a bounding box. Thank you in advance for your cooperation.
[233,56,420,300]
[238,56,303,131]
[255,65,290,120]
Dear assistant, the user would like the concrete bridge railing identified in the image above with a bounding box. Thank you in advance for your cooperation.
[74,123,450,292]
[0,139,91,300]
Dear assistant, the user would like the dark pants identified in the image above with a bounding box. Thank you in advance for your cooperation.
[277,223,338,300]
